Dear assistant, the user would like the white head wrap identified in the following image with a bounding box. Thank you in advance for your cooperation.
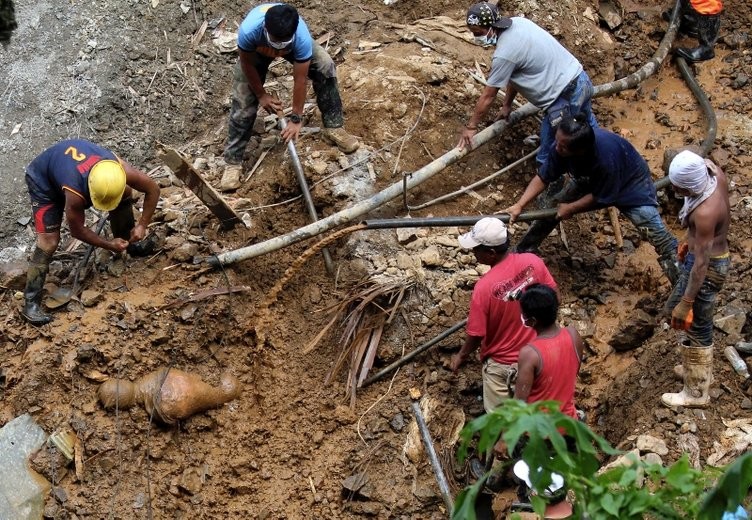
[668,150,718,227]
[669,150,710,195]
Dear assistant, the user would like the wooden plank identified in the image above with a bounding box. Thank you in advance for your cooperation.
[159,148,244,229]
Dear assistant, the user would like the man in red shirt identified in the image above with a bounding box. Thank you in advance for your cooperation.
[451,218,558,413]
[514,284,583,417]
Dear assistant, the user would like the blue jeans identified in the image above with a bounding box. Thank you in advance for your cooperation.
[665,252,730,347]
[620,205,679,281]
[537,71,599,169]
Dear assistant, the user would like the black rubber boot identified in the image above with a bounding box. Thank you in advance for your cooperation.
[676,14,720,62]
[22,247,52,325]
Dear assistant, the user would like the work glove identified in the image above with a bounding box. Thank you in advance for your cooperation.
[677,241,689,263]
[671,298,694,331]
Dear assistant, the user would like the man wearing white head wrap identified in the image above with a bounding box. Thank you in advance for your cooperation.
[662,151,730,409]
[668,150,718,226]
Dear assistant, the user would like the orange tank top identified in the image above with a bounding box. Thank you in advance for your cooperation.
[526,327,581,419]
[689,0,723,15]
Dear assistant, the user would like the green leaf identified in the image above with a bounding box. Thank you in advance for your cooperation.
[699,452,752,520]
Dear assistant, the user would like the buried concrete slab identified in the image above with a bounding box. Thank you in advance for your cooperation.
[0,414,50,520]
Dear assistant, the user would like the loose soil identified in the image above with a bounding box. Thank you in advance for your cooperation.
[1,0,751,518]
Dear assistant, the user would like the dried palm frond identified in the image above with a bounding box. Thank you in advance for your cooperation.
[310,274,416,407]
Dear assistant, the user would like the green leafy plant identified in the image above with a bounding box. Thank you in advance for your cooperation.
[453,400,751,519]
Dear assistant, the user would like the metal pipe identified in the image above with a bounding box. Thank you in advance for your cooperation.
[362,319,467,387]
[207,104,539,267]
[362,209,558,230]
[411,398,454,515]
[280,117,336,274]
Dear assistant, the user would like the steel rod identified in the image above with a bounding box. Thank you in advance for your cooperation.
[362,319,467,387]
[280,117,336,274]
[411,399,454,515]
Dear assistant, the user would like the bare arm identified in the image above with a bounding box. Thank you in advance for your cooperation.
[457,85,500,150]
[65,192,127,252]
[239,49,282,113]
[514,345,539,402]
[281,60,310,142]
[558,193,596,220]
[450,335,483,372]
[498,84,518,119]
[684,212,715,301]
[504,175,547,223]
[123,161,160,242]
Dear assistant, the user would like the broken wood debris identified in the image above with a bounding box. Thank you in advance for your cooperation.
[159,147,244,229]
[158,285,252,311]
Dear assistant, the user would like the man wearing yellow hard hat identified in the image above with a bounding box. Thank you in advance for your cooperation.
[22,139,160,325]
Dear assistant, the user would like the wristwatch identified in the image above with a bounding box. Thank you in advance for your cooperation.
[289,113,302,124]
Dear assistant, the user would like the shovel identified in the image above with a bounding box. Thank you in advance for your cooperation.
[46,218,108,309]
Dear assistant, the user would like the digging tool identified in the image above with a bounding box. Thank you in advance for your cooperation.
[46,218,107,308]
[410,390,454,515]
[278,116,336,275]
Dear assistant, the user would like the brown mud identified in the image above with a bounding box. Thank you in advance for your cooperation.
[1,0,751,518]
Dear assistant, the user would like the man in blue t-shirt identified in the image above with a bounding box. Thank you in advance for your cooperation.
[222,3,358,190]
[504,113,679,284]
[22,139,160,325]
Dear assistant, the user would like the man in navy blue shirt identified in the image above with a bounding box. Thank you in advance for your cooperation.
[23,140,160,325]
[222,3,358,190]
[505,113,679,284]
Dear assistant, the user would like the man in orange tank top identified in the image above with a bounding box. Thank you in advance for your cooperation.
[514,284,584,417]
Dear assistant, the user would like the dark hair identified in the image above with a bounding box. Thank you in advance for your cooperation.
[475,241,509,256]
[265,4,299,40]
[520,283,558,327]
[557,112,595,154]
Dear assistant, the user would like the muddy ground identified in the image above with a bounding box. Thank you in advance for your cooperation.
[1,0,751,518]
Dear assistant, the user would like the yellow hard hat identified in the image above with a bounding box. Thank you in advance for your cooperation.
[88,160,126,211]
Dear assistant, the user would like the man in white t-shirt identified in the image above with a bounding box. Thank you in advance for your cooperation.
[457,2,598,173]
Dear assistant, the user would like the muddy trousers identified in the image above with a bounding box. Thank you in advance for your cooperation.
[23,247,53,324]
[516,180,679,283]
[224,43,345,164]
[664,252,729,347]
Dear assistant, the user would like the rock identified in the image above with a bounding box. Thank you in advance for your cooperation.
[713,304,746,336]
[310,160,328,175]
[396,252,419,270]
[609,309,655,352]
[438,298,455,316]
[643,452,663,466]
[179,467,203,495]
[433,235,458,248]
[171,242,199,262]
[598,0,622,29]
[341,472,368,496]
[80,290,103,307]
[346,501,382,515]
[732,74,749,90]
[741,398,752,410]
[390,413,405,432]
[419,246,442,267]
[0,261,26,290]
[395,227,418,244]
[220,166,241,192]
[677,433,701,468]
[636,434,668,456]
[0,415,50,520]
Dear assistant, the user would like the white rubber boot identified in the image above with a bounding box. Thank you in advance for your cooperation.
[662,345,712,408]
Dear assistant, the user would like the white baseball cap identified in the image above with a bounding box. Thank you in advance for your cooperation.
[458,217,508,249]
